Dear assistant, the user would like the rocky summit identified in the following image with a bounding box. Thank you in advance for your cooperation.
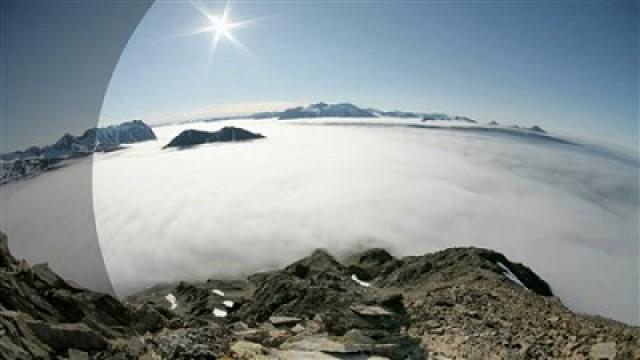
[163,127,265,149]
[0,231,638,359]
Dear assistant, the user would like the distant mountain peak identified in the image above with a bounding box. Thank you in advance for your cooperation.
[1,120,157,185]
[529,125,545,133]
[266,102,481,123]
[278,102,376,120]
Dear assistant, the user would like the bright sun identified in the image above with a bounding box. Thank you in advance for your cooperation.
[185,0,255,61]
[211,15,232,38]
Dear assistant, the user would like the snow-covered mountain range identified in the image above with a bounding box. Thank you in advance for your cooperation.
[190,102,480,123]
[278,102,377,119]
[268,102,547,132]
[184,102,545,133]
[1,120,156,184]
[1,103,549,185]
[259,102,479,122]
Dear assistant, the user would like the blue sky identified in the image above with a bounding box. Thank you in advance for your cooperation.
[101,0,638,149]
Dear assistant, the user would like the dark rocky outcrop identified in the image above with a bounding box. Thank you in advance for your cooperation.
[26,321,108,352]
[452,115,477,123]
[529,125,546,133]
[367,247,637,359]
[126,246,639,359]
[421,113,451,121]
[0,231,168,359]
[238,249,411,340]
[163,127,265,149]
[343,248,395,281]
[422,113,476,122]
[373,110,419,118]
[1,229,639,359]
[371,247,553,297]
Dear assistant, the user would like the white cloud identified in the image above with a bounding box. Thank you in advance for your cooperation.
[213,308,227,317]
[2,118,637,326]
[91,119,639,325]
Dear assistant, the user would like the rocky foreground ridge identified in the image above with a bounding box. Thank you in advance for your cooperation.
[0,231,637,359]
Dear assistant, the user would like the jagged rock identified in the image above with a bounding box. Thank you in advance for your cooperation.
[238,249,408,336]
[477,249,553,296]
[350,305,394,317]
[1,229,639,359]
[132,303,168,333]
[270,350,341,359]
[126,279,250,325]
[342,329,375,346]
[163,127,264,149]
[31,263,67,289]
[83,120,156,145]
[126,337,146,357]
[26,321,107,352]
[280,334,356,353]
[279,333,424,360]
[269,316,302,327]
[0,339,32,360]
[0,231,174,358]
[230,249,424,359]
[303,318,326,335]
[364,247,640,359]
[142,324,231,359]
[344,248,395,281]
[233,328,269,344]
[284,249,345,276]
[0,232,15,268]
[230,340,272,359]
[67,349,89,360]
[374,247,552,296]
[0,310,53,359]
[590,342,616,359]
[291,324,306,334]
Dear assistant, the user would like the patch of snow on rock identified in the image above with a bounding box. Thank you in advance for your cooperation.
[223,300,234,308]
[497,262,527,289]
[351,274,371,287]
[165,293,178,310]
[213,308,227,318]
[212,289,225,296]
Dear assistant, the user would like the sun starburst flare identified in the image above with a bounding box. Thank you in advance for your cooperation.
[178,0,257,63]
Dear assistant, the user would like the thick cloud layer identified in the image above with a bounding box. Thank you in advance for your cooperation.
[91,119,639,324]
[10,118,637,324]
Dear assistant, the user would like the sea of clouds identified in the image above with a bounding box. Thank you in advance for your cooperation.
[92,118,639,324]
[2,118,637,325]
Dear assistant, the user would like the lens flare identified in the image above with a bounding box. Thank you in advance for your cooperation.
[184,0,257,62]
